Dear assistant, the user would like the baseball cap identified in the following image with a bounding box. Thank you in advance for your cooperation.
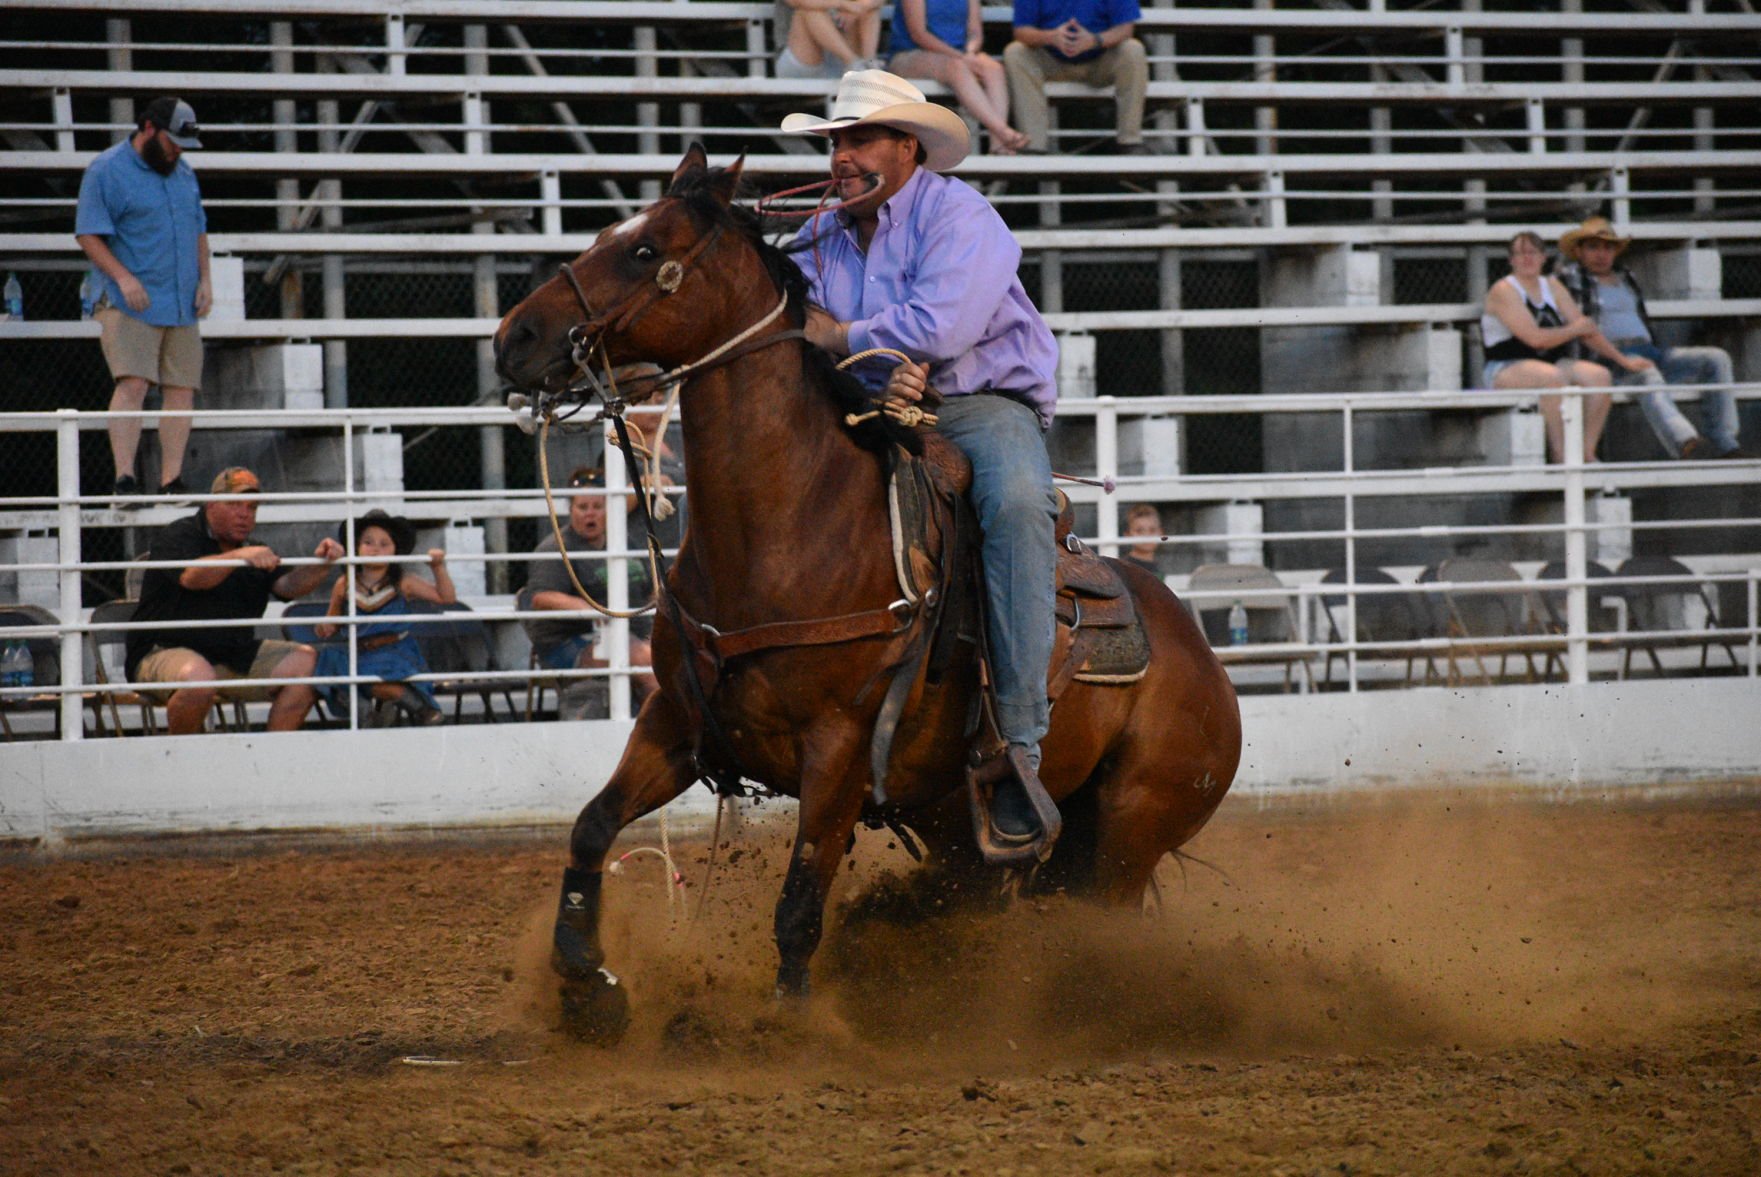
[209,467,261,496]
[142,97,203,149]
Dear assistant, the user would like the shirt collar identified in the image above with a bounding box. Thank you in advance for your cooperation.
[838,165,929,233]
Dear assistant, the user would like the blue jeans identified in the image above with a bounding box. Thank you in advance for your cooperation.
[1615,342,1741,456]
[933,393,1059,751]
[538,632,595,671]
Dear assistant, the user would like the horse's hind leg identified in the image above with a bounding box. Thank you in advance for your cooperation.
[552,692,699,1043]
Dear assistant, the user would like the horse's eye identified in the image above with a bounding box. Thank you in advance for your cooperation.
[634,244,658,262]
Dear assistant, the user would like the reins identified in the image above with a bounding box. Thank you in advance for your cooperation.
[513,188,957,799]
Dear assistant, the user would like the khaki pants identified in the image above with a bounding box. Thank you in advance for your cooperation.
[1004,38,1148,152]
[137,639,304,702]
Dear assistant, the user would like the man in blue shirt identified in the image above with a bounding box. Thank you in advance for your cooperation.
[1004,0,1148,154]
[75,97,212,506]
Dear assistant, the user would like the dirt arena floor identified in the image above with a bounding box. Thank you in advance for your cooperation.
[4,787,1759,1175]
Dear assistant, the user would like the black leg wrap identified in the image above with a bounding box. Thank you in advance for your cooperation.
[552,865,630,1045]
[551,865,605,980]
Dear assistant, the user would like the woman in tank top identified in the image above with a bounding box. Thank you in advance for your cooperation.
[1481,231,1620,463]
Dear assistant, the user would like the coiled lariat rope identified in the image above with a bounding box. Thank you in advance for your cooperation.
[836,347,939,428]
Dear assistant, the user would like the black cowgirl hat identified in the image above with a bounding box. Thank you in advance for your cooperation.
[341,509,416,555]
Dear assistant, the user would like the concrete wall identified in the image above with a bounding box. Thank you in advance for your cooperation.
[4,677,1755,848]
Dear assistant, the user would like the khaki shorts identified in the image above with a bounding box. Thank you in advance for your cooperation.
[95,301,204,390]
[136,639,304,702]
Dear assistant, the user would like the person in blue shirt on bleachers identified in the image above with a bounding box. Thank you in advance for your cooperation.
[887,0,1030,153]
[74,97,211,508]
[1004,0,1148,154]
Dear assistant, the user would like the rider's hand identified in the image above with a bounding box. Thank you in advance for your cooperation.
[1622,354,1657,374]
[805,307,849,356]
[313,537,346,563]
[884,360,929,408]
[194,276,212,318]
[427,547,448,569]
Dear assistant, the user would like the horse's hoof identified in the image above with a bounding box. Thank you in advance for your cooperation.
[771,975,811,1005]
[558,967,630,1045]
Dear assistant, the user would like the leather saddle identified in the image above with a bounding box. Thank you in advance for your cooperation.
[889,437,1150,700]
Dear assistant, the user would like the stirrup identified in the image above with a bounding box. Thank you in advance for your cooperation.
[966,745,1062,868]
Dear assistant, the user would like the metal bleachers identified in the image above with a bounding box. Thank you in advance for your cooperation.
[3,1,1760,733]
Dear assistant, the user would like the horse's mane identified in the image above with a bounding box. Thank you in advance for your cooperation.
[666,165,922,456]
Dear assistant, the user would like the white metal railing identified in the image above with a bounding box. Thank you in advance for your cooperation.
[2,384,1759,739]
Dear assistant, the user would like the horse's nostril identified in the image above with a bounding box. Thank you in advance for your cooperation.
[496,317,538,373]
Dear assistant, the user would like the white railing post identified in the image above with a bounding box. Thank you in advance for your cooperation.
[1610,166,1632,228]
[1265,170,1286,229]
[1525,97,1546,154]
[603,431,634,721]
[1561,391,1589,685]
[1342,401,1358,693]
[541,169,562,237]
[52,87,75,152]
[386,13,407,76]
[1445,26,1465,87]
[342,417,359,729]
[56,411,84,740]
[1748,570,1757,677]
[1095,398,1119,552]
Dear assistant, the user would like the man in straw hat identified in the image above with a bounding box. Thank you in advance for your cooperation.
[126,466,345,734]
[783,70,1062,845]
[1557,216,1747,460]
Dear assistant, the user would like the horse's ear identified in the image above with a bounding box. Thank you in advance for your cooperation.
[669,143,709,191]
[706,155,746,207]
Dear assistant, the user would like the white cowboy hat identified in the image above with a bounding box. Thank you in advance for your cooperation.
[780,69,971,173]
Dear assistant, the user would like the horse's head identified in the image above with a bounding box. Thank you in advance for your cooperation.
[494,145,774,392]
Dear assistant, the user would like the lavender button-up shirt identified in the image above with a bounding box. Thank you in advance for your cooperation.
[793,168,1059,428]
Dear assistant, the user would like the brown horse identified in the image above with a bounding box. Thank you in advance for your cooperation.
[494,146,1240,1042]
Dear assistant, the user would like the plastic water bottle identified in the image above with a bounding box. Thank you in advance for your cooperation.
[1,640,33,689]
[2,272,21,321]
[1227,600,1249,646]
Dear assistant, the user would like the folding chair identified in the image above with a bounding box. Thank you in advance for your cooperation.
[406,600,519,722]
[1185,563,1315,693]
[1422,558,1550,685]
[86,598,159,735]
[0,603,84,740]
[1614,555,1741,678]
[1317,567,1434,687]
[515,585,567,721]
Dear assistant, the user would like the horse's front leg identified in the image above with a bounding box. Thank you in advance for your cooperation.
[774,728,867,999]
[552,691,698,1043]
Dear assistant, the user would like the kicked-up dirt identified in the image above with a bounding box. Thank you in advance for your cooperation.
[2,787,1758,1175]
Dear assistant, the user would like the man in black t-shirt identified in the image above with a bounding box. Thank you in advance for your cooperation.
[127,466,344,734]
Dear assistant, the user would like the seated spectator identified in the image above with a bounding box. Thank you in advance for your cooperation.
[888,0,1030,153]
[125,466,343,735]
[1480,231,1641,464]
[1004,0,1148,154]
[1120,502,1171,577]
[776,0,886,81]
[1555,217,1748,460]
[311,510,454,727]
[526,466,658,719]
